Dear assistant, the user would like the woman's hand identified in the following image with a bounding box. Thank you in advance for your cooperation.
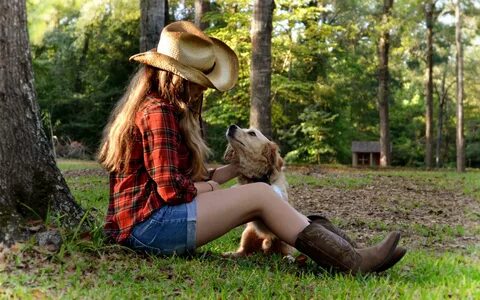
[209,164,239,184]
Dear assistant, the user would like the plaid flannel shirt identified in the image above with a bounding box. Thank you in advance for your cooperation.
[104,97,197,243]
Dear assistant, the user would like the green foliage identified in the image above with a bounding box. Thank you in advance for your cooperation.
[27,0,480,166]
[30,0,140,154]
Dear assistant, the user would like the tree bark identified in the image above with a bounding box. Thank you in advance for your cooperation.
[377,0,394,167]
[424,1,434,169]
[0,0,87,246]
[454,0,465,172]
[140,0,169,52]
[250,0,274,139]
[194,0,210,30]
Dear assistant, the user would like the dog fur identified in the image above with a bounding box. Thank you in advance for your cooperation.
[224,125,294,258]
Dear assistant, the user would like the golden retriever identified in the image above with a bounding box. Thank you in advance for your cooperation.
[223,124,294,258]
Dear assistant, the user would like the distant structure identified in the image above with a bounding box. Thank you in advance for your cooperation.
[351,141,382,167]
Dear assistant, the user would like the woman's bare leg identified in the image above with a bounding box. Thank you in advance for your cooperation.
[195,182,309,248]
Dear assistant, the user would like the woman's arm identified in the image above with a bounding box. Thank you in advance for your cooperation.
[194,180,220,194]
[209,164,238,185]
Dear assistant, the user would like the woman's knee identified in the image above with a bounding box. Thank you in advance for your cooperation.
[245,182,283,208]
[247,182,276,198]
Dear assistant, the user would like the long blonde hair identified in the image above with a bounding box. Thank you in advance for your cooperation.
[98,66,210,180]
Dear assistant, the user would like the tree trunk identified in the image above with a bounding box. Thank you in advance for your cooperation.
[424,1,434,169]
[140,0,169,52]
[0,0,87,246]
[194,0,210,30]
[377,0,394,167]
[435,70,446,168]
[454,0,465,172]
[250,0,274,139]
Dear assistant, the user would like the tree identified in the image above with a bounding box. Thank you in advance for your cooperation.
[194,0,210,30]
[424,0,435,169]
[378,0,394,167]
[454,0,465,172]
[250,0,275,139]
[140,0,169,51]
[0,0,86,246]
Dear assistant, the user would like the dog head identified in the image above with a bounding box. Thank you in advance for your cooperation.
[224,125,283,183]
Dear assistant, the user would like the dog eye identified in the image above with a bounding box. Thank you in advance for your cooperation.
[248,131,257,137]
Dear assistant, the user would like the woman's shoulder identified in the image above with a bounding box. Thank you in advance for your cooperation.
[140,96,176,114]
[136,96,180,128]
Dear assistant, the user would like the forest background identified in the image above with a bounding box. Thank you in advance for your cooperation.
[27,0,480,167]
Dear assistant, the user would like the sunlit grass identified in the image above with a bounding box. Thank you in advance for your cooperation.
[56,158,102,171]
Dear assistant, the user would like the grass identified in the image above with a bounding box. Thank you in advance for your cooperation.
[286,173,373,189]
[1,160,480,299]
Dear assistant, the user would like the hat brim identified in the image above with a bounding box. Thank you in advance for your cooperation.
[129,39,238,92]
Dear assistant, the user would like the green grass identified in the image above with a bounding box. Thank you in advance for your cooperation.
[1,160,479,299]
[286,173,373,189]
[56,158,103,171]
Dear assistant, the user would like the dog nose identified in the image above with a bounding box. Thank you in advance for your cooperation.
[227,124,238,137]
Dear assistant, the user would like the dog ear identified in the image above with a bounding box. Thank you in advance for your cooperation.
[224,144,239,163]
[263,142,280,168]
[276,154,284,171]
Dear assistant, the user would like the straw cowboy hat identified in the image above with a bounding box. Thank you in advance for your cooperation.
[130,21,239,92]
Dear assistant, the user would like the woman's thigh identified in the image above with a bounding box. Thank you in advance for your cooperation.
[195,183,309,248]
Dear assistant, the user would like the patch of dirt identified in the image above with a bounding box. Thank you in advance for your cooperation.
[288,168,480,251]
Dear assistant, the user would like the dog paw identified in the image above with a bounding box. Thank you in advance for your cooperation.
[222,251,247,258]
[283,254,296,263]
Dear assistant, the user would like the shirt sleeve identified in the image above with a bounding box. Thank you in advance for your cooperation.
[137,102,197,205]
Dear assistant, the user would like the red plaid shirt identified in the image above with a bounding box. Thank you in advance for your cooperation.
[104,97,197,243]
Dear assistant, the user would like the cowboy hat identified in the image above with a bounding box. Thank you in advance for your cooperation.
[129,21,239,92]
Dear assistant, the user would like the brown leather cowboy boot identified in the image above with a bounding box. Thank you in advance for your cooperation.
[294,222,400,274]
[307,214,358,247]
[307,214,407,273]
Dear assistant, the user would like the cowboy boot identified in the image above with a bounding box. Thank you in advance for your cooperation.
[307,214,358,247]
[294,222,400,274]
[307,214,407,273]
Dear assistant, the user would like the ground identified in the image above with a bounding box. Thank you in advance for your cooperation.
[286,166,480,251]
[1,162,479,298]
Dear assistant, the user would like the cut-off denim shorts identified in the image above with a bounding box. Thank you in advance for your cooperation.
[127,199,197,256]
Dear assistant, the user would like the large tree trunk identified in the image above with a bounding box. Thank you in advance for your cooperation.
[194,0,210,30]
[250,0,274,139]
[0,0,86,246]
[140,0,169,52]
[454,0,465,172]
[377,0,394,167]
[424,1,434,169]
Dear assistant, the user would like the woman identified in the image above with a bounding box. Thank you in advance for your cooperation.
[98,21,405,274]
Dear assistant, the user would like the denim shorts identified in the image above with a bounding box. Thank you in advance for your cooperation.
[127,200,197,256]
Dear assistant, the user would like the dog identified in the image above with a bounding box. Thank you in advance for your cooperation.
[223,124,294,258]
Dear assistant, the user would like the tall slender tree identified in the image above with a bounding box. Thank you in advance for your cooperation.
[424,0,435,169]
[140,0,169,52]
[250,0,275,139]
[454,0,465,172]
[0,0,86,246]
[194,0,210,30]
[378,0,394,167]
